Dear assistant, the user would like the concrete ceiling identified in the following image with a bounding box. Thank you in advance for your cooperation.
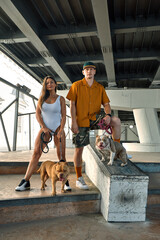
[1,0,160,125]
[0,0,159,90]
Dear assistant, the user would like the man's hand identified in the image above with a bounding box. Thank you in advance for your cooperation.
[71,121,79,134]
[103,115,111,126]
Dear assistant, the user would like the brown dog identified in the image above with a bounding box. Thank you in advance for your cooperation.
[37,160,70,196]
[95,135,128,167]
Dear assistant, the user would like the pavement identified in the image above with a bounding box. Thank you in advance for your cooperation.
[0,148,160,240]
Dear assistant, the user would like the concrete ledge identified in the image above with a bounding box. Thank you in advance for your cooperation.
[83,144,149,222]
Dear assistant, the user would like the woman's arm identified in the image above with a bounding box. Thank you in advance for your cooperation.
[36,104,50,133]
[60,96,66,130]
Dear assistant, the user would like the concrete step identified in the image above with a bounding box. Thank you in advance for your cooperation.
[147,172,160,206]
[0,174,100,224]
[0,161,83,174]
[133,163,160,206]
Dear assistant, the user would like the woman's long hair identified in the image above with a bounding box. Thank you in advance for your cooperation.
[38,76,57,109]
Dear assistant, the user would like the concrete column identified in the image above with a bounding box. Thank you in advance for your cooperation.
[133,108,160,144]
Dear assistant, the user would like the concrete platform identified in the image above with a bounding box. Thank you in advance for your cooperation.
[0,148,160,163]
[0,173,100,224]
[0,148,160,239]
[0,212,160,240]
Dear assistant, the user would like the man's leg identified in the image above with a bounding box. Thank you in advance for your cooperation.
[74,147,84,179]
[74,146,89,190]
[73,128,89,190]
[110,116,121,143]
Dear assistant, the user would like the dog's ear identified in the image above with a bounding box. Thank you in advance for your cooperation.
[109,138,116,152]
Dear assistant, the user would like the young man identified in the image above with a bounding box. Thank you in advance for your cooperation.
[66,62,121,190]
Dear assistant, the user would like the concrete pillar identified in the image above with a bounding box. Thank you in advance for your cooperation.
[133,108,160,144]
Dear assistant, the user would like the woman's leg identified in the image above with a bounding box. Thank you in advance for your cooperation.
[54,129,66,161]
[54,129,72,190]
[24,129,51,181]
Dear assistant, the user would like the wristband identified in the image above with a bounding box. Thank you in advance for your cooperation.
[106,114,112,117]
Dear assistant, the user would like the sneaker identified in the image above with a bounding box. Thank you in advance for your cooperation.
[76,176,89,190]
[15,179,30,191]
[64,180,72,191]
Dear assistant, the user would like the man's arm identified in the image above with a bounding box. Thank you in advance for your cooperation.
[70,100,79,133]
[103,102,112,125]
[57,96,66,139]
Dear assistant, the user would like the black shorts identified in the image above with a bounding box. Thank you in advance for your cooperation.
[72,111,106,148]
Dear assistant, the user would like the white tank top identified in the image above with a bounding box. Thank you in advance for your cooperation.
[41,96,61,132]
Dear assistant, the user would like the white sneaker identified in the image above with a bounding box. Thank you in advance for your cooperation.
[15,179,30,191]
[76,176,89,190]
[64,184,72,191]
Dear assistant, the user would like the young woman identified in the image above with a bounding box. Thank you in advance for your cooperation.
[15,76,71,191]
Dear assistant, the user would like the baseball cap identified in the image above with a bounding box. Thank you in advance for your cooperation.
[83,61,96,69]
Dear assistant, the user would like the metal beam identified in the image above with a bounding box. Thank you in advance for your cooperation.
[0,115,11,151]
[24,50,160,67]
[117,73,153,80]
[0,0,71,84]
[13,88,19,151]
[111,17,160,34]
[61,54,103,65]
[42,25,97,41]
[0,25,97,43]
[115,50,160,63]
[24,54,104,67]
[91,0,116,86]
[0,31,28,44]
[0,77,38,100]
[151,64,160,85]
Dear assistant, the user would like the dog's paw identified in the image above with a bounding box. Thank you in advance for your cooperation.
[121,162,127,167]
[41,187,45,190]
[51,192,56,196]
[107,161,113,166]
[101,157,105,162]
[61,189,66,193]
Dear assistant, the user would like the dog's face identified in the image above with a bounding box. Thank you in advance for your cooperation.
[95,135,110,151]
[54,162,70,181]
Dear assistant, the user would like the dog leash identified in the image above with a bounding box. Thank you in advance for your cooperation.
[78,117,112,145]
[97,119,112,135]
[40,131,55,153]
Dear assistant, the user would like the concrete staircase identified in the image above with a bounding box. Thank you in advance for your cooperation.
[0,162,100,224]
[0,154,160,224]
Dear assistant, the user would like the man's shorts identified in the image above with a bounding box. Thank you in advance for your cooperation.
[72,110,106,148]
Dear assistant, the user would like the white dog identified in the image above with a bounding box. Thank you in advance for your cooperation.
[95,135,128,167]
